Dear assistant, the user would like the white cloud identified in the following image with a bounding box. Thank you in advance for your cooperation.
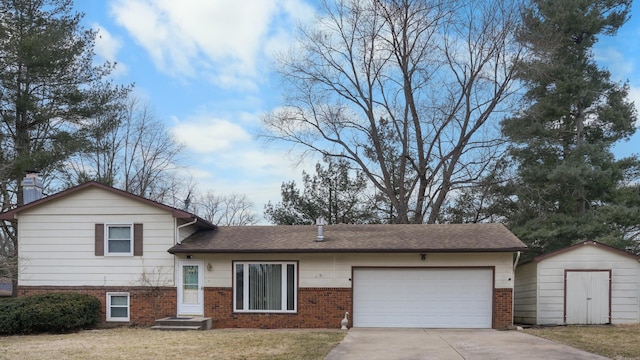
[186,145,319,223]
[93,24,128,76]
[169,108,320,223]
[595,46,635,80]
[109,0,314,90]
[630,85,640,105]
[171,115,252,153]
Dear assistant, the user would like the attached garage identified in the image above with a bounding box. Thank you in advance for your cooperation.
[167,222,527,329]
[514,241,640,325]
[353,268,493,328]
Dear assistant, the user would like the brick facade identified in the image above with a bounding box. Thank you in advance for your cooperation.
[205,287,352,328]
[493,288,513,329]
[18,286,513,329]
[18,286,176,326]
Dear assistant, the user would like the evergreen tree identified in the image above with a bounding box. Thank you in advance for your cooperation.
[501,0,638,255]
[0,0,128,205]
[0,0,128,295]
[264,158,379,225]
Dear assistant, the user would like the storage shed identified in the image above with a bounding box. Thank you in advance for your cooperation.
[514,241,640,325]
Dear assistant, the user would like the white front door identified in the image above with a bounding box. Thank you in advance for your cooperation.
[177,260,204,316]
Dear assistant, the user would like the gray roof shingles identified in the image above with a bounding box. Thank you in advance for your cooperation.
[168,223,526,254]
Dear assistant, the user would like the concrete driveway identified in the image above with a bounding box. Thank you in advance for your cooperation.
[324,328,609,360]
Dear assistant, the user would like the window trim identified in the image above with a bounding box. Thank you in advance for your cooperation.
[106,292,130,322]
[104,224,134,256]
[233,261,298,313]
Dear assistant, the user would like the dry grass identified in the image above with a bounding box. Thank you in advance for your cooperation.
[0,328,346,360]
[525,324,640,360]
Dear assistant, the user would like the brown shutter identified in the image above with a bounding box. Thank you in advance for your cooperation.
[134,223,143,256]
[95,224,104,256]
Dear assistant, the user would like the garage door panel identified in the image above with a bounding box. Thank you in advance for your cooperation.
[353,268,493,328]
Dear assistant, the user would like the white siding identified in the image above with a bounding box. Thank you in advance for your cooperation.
[190,252,514,289]
[17,187,177,287]
[514,262,537,324]
[520,245,640,325]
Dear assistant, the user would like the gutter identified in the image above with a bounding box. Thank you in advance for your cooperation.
[168,247,529,254]
[175,217,198,245]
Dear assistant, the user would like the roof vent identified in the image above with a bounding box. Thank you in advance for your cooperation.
[316,216,327,242]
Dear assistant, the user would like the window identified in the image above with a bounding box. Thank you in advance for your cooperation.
[107,292,130,322]
[95,223,143,256]
[234,262,297,313]
[106,224,133,255]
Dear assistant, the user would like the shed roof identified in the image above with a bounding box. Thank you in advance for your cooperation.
[168,223,526,254]
[530,240,640,263]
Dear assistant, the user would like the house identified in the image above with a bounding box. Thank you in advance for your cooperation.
[1,177,527,329]
[0,178,215,325]
[514,241,640,325]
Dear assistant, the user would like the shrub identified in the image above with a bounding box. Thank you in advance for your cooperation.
[0,297,22,334]
[0,293,101,335]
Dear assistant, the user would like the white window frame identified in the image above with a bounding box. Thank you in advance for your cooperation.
[105,224,133,256]
[233,261,297,313]
[106,292,130,322]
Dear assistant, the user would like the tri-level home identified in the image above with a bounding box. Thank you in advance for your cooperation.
[1,175,527,329]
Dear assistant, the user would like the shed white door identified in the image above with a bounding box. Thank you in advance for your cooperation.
[565,271,610,324]
[353,268,493,328]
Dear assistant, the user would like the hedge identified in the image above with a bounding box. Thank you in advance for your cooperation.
[0,293,101,335]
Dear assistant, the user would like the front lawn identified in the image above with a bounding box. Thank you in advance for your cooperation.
[0,328,345,360]
[525,324,640,360]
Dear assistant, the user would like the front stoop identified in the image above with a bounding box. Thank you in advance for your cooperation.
[151,316,212,330]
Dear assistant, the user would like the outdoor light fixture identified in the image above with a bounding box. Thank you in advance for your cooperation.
[207,263,212,271]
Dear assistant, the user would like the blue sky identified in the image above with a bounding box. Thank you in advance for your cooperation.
[75,0,640,220]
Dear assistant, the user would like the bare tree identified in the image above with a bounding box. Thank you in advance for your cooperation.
[119,98,185,201]
[135,266,172,321]
[194,192,258,226]
[261,0,524,223]
[60,96,188,204]
[0,234,18,280]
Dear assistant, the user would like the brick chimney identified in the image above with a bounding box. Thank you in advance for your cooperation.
[22,172,43,204]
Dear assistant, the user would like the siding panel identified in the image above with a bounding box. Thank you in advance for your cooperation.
[17,187,179,287]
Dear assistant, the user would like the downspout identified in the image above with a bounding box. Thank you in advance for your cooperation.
[175,217,198,245]
[512,251,521,327]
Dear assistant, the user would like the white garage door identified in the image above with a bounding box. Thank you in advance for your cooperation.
[353,268,493,328]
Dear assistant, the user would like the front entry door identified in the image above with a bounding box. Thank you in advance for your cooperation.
[177,260,204,316]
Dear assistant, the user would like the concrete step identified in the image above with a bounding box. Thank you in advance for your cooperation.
[152,316,212,330]
[151,325,203,331]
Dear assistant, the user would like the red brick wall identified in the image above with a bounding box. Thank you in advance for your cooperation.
[18,286,176,326]
[19,286,513,329]
[205,287,352,328]
[493,288,513,329]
